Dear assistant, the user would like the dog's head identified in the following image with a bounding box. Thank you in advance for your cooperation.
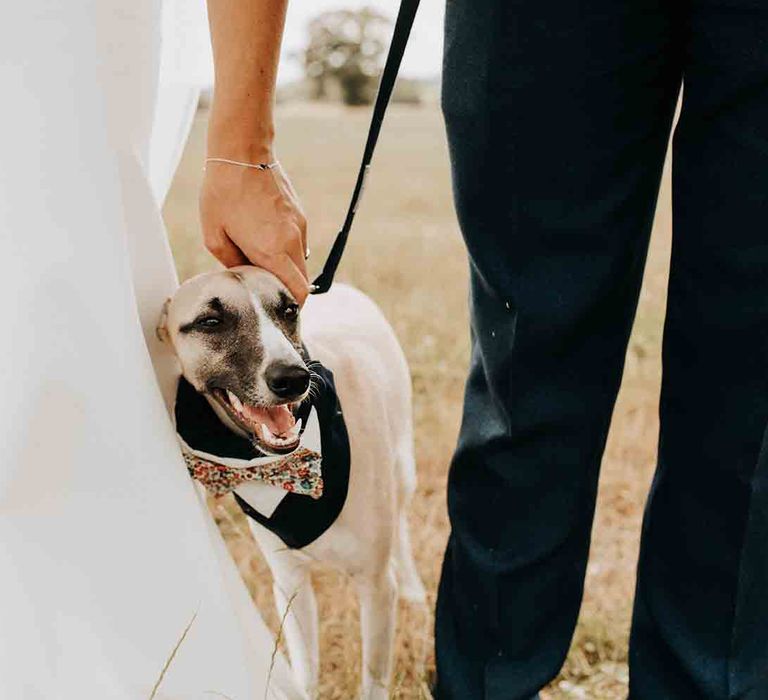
[159,266,311,455]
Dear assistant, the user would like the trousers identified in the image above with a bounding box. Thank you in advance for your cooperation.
[435,0,768,697]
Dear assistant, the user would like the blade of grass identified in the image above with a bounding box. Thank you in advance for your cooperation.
[149,609,199,700]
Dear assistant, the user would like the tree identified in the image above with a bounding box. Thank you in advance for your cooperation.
[303,8,390,106]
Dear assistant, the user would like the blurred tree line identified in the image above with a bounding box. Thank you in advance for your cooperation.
[302,7,424,106]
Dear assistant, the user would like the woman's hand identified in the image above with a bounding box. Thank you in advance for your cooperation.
[203,0,309,303]
[199,160,310,305]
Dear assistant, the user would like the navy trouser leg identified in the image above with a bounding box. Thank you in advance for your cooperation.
[629,2,768,698]
[436,1,682,697]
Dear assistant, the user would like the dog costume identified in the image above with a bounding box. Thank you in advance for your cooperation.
[175,363,350,549]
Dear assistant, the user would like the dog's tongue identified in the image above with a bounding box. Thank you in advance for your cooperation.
[242,403,295,436]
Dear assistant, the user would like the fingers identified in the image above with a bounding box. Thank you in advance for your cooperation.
[294,210,308,261]
[203,228,249,268]
[265,253,310,305]
[236,226,310,305]
[273,164,308,256]
[286,223,309,281]
[199,165,310,303]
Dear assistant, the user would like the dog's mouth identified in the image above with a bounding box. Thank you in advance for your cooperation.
[212,388,303,455]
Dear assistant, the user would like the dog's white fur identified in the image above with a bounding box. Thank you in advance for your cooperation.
[162,268,425,699]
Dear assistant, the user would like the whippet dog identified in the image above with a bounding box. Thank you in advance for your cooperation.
[159,266,425,699]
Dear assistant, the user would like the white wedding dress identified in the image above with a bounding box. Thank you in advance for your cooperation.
[0,2,301,699]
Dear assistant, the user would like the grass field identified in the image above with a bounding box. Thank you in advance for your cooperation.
[163,102,673,699]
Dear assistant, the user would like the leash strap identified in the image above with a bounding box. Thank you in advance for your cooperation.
[310,0,421,294]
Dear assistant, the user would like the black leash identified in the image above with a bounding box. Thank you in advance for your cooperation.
[310,0,421,295]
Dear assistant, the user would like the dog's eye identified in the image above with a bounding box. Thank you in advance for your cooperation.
[195,316,221,328]
[283,303,299,321]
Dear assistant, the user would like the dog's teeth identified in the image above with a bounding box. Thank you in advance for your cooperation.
[260,421,301,446]
[227,390,243,412]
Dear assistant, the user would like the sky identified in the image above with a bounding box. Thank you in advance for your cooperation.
[280,0,445,83]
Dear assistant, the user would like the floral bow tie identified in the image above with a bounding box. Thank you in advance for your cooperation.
[183,447,324,500]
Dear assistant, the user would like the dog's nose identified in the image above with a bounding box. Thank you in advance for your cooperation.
[265,362,310,400]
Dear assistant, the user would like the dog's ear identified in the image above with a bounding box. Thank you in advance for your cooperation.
[156,298,171,343]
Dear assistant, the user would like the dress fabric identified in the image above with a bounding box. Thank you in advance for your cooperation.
[0,3,300,699]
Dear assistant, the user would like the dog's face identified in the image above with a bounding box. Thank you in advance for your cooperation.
[159,266,310,454]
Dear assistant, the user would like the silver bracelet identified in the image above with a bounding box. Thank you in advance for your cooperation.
[204,158,279,171]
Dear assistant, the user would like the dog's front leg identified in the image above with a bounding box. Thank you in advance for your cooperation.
[357,569,397,700]
[272,563,319,697]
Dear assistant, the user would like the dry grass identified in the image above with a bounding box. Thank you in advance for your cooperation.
[163,102,673,699]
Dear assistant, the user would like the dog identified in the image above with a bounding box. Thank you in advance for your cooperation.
[158,266,425,699]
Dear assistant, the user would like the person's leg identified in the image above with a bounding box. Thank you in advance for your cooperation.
[435,1,683,697]
[629,2,768,697]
